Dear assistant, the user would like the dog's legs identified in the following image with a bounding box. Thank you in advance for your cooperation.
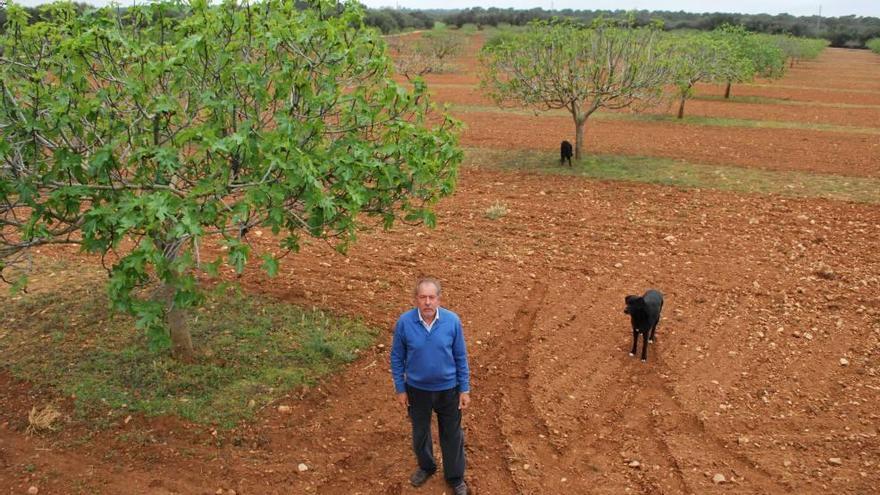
[630,330,638,357]
[641,331,649,362]
[649,322,658,344]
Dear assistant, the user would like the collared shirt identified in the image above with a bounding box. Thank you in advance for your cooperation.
[418,308,440,333]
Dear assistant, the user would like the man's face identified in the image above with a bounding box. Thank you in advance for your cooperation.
[415,282,440,322]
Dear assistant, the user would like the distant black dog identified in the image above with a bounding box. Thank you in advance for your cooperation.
[560,140,573,166]
[624,289,664,362]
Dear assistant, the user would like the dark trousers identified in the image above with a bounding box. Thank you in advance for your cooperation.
[406,385,466,485]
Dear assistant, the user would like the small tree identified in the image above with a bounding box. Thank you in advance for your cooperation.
[388,28,466,80]
[775,34,829,66]
[710,25,758,99]
[749,34,787,80]
[711,25,785,99]
[480,19,671,160]
[666,32,732,118]
[869,38,880,54]
[0,0,462,360]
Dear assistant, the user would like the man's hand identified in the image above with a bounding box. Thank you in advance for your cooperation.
[459,391,471,410]
[396,392,409,409]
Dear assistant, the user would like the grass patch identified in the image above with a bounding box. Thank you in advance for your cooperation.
[693,94,880,110]
[0,265,378,429]
[748,83,880,95]
[465,147,880,204]
[484,200,509,220]
[449,104,880,134]
[611,112,880,135]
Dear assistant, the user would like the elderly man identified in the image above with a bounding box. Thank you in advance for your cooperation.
[390,277,471,495]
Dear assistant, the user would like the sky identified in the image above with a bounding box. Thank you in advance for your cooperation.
[7,1,880,18]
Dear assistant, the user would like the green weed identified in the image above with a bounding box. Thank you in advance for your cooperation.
[484,201,509,220]
[449,104,880,134]
[465,147,880,204]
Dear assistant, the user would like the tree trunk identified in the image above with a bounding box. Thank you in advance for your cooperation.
[156,281,195,362]
[724,81,732,99]
[677,96,687,119]
[574,117,586,160]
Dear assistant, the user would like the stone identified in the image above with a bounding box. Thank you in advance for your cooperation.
[277,405,292,413]
[298,463,309,472]
[628,460,641,468]
[828,458,843,466]
[712,473,726,484]
[27,487,39,495]
[840,358,850,366]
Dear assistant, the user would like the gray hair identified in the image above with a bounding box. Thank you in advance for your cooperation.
[414,277,442,297]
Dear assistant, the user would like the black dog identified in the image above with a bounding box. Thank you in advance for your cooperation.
[560,140,573,166]
[624,289,664,362]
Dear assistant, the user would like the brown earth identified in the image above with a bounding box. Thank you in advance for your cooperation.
[428,85,880,128]
[3,169,879,495]
[453,111,880,178]
[421,43,880,178]
[2,34,880,495]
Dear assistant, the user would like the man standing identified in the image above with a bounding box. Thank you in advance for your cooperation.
[390,277,471,495]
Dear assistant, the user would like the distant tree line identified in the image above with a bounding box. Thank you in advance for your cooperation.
[363,8,433,33]
[2,4,877,44]
[443,7,880,48]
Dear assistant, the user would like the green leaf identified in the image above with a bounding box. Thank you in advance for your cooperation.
[261,254,279,278]
[228,242,250,275]
[203,257,223,277]
[9,275,29,295]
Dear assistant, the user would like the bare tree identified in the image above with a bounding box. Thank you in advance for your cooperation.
[389,29,466,81]
[480,20,671,160]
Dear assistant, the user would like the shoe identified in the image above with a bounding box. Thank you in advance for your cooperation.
[452,481,468,495]
[409,467,435,487]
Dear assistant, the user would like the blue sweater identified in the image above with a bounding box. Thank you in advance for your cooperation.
[390,307,470,394]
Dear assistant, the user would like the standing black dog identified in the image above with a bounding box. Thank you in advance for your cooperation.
[560,140,573,166]
[623,289,664,362]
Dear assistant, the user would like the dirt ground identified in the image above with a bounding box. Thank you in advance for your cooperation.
[2,35,880,495]
[426,43,880,178]
[453,111,880,178]
[428,85,880,128]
